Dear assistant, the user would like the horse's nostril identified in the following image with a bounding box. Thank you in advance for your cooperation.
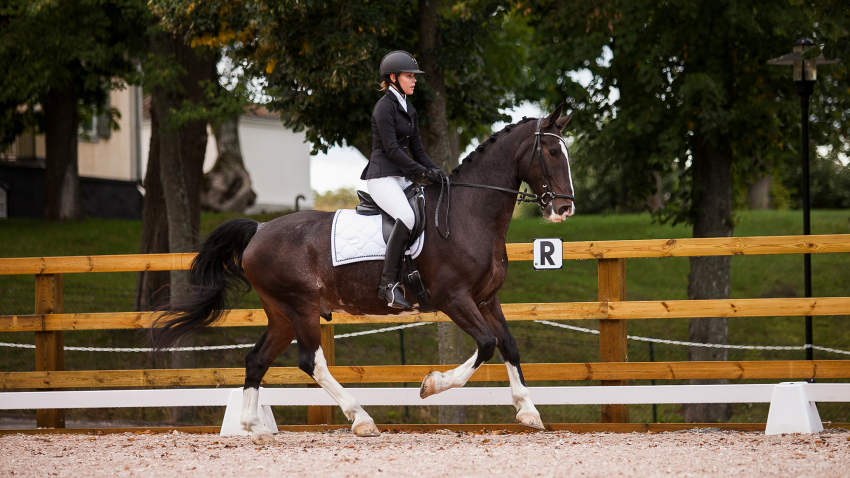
[558,205,572,216]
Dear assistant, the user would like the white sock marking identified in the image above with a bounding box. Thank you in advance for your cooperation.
[311,347,373,425]
[505,362,541,419]
[428,350,480,394]
[240,387,270,435]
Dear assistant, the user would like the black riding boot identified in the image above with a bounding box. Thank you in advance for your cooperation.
[378,219,411,309]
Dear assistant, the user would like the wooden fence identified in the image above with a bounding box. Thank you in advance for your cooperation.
[2,234,850,429]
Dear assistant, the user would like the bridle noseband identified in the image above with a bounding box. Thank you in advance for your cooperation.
[434,119,575,238]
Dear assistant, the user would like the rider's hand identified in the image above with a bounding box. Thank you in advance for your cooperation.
[423,167,446,185]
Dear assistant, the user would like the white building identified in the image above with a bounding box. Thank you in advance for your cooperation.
[140,100,313,212]
[2,85,313,215]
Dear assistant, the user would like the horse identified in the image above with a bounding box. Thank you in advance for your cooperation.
[152,104,575,444]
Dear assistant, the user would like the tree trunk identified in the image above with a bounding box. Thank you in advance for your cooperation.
[141,33,215,423]
[418,0,453,173]
[202,115,257,212]
[646,171,664,212]
[683,132,734,423]
[438,322,467,424]
[43,83,83,220]
[134,35,216,312]
[150,33,193,296]
[134,102,171,310]
[176,38,216,238]
[747,175,771,210]
[419,0,465,423]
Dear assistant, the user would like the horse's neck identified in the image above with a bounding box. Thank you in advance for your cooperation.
[450,137,525,238]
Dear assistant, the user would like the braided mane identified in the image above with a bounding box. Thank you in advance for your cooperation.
[450,117,537,176]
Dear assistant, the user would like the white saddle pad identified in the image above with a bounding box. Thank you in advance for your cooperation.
[331,209,424,267]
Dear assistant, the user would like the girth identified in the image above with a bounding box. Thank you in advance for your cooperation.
[355,183,425,249]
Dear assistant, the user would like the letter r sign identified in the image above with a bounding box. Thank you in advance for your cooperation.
[533,238,563,270]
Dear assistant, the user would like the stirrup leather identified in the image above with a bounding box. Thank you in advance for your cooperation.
[380,282,407,307]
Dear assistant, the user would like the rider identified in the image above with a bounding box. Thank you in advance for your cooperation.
[360,50,446,308]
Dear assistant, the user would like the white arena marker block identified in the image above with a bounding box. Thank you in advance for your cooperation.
[765,382,824,435]
[220,388,278,437]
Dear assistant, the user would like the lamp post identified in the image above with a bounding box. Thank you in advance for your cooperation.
[767,37,840,361]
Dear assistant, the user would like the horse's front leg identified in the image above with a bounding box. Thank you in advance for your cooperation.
[480,298,543,430]
[420,298,497,398]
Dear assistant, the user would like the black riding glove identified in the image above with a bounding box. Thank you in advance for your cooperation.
[423,167,446,184]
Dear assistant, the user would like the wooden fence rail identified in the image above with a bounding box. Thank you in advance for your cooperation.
[1,234,849,276]
[2,233,849,429]
[3,297,849,332]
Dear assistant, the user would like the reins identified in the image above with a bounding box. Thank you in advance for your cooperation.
[433,119,575,239]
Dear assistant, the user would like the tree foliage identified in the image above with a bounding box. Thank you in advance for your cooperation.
[0,0,149,144]
[150,0,534,157]
[530,0,849,221]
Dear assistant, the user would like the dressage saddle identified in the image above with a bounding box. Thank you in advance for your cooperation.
[354,183,434,312]
[355,183,426,250]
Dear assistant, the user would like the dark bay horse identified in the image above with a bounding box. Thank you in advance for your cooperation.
[153,104,575,444]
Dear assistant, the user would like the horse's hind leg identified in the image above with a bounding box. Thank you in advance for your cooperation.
[480,298,543,430]
[279,300,380,437]
[420,297,498,398]
[241,300,295,444]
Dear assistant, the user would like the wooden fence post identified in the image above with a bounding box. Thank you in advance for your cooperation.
[307,323,335,425]
[598,258,629,423]
[34,273,65,428]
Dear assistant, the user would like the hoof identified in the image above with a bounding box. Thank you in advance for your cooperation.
[420,371,441,399]
[353,419,381,437]
[517,412,545,431]
[251,433,275,445]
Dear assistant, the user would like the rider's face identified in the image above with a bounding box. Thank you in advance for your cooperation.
[392,72,416,96]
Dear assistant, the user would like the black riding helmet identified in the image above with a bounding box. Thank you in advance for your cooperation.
[380,50,424,94]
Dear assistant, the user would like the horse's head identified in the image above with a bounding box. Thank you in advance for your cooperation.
[518,103,575,223]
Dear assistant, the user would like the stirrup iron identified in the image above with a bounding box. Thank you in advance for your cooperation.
[380,282,408,308]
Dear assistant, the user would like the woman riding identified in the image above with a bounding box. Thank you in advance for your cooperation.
[360,50,446,309]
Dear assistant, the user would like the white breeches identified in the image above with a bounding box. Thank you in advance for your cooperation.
[366,176,415,230]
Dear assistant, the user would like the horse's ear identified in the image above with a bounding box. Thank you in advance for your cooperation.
[542,103,564,128]
[554,113,572,131]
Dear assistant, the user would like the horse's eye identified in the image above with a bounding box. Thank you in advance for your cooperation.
[549,149,559,156]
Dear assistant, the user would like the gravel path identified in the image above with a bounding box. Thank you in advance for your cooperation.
[1,428,848,477]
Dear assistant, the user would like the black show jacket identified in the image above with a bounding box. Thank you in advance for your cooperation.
[361,90,436,180]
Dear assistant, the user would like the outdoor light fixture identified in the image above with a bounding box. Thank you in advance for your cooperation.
[767,37,840,361]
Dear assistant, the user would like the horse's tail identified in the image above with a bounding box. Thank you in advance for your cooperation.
[151,218,259,351]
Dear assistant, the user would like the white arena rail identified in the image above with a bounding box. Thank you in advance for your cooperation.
[1,383,847,435]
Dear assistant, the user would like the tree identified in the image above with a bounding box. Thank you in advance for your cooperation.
[530,0,850,422]
[134,33,218,311]
[0,0,149,220]
[152,1,532,159]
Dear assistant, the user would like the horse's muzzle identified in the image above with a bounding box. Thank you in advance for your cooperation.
[544,201,575,223]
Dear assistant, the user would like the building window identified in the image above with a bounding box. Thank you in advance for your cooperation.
[0,132,37,161]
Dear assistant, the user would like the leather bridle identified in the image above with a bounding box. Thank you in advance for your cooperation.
[519,118,576,207]
[434,119,575,238]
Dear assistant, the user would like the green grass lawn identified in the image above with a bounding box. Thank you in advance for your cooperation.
[1,210,848,426]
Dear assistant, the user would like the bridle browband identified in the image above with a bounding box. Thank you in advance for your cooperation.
[434,118,575,238]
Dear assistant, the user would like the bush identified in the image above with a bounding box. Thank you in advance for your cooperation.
[313,188,360,211]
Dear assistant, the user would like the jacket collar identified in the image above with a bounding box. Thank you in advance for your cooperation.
[383,89,416,118]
